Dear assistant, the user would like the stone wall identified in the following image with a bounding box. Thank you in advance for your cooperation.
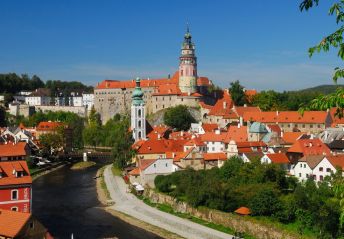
[36,105,87,117]
[144,188,303,239]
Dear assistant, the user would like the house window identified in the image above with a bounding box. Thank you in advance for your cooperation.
[318,124,321,128]
[138,120,142,128]
[138,109,141,117]
[306,174,309,178]
[303,164,306,168]
[326,168,331,173]
[299,173,301,177]
[302,124,305,128]
[212,147,215,151]
[11,207,18,212]
[11,190,18,200]
[319,167,323,172]
[310,124,313,128]
[165,163,168,167]
[300,164,302,168]
[154,164,156,168]
[320,175,324,181]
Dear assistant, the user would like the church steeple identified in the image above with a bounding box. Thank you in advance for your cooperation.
[131,77,146,141]
[179,25,197,94]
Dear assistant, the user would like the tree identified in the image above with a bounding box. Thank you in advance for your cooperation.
[228,80,247,106]
[163,105,196,131]
[0,107,6,127]
[39,126,65,156]
[300,1,344,227]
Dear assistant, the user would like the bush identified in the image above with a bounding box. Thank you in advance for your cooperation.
[163,105,196,131]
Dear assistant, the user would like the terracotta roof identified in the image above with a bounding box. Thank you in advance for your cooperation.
[233,106,261,118]
[28,88,50,97]
[0,209,31,237]
[146,126,171,140]
[152,83,181,96]
[201,123,219,132]
[185,137,205,146]
[36,121,63,131]
[225,126,248,142]
[234,207,251,215]
[136,139,187,154]
[287,139,331,156]
[169,131,192,140]
[197,77,211,86]
[267,124,282,135]
[203,153,227,161]
[173,147,194,162]
[282,132,304,144]
[330,108,344,126]
[201,132,227,142]
[0,142,28,157]
[236,141,267,148]
[242,152,264,161]
[128,167,140,176]
[327,155,344,170]
[243,111,330,124]
[265,153,290,164]
[207,90,234,117]
[0,161,31,186]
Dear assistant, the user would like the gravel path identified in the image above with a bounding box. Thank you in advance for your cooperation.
[104,165,233,239]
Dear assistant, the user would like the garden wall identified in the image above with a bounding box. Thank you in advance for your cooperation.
[144,188,303,239]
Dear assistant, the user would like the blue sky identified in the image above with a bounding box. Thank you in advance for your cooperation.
[0,0,341,91]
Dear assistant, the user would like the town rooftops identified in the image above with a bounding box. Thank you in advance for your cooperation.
[225,125,248,142]
[265,153,290,164]
[136,139,187,154]
[203,153,227,161]
[0,161,32,186]
[298,155,325,169]
[28,88,51,97]
[282,132,304,144]
[201,123,219,132]
[0,142,28,157]
[287,139,331,156]
[243,111,330,124]
[36,121,63,131]
[326,155,344,170]
[0,209,31,238]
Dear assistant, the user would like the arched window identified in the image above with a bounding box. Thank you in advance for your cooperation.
[138,109,141,117]
[138,131,142,139]
[138,120,141,128]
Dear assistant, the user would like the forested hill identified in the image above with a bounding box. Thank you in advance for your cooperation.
[0,73,93,95]
[296,84,344,94]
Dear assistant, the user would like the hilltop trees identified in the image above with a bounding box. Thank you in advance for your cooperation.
[228,80,247,106]
[164,105,196,131]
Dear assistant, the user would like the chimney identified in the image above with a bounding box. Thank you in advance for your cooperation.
[215,129,220,135]
[244,104,247,107]
[181,130,184,136]
[237,123,241,128]
[157,134,161,140]
[276,111,279,116]
[223,102,227,109]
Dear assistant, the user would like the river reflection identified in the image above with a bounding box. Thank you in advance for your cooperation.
[32,164,162,239]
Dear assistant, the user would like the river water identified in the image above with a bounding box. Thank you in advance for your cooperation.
[32,164,162,239]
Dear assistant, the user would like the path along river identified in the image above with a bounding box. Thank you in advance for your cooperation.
[32,164,162,239]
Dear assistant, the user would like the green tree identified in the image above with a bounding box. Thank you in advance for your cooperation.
[163,105,196,131]
[0,107,6,127]
[39,126,65,155]
[228,80,247,106]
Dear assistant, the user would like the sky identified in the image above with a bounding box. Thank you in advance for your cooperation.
[0,0,342,91]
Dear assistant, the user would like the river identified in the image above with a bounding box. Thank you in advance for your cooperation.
[32,164,162,239]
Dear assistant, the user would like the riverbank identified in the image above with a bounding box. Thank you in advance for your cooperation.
[31,161,69,181]
[71,161,96,170]
[96,165,184,239]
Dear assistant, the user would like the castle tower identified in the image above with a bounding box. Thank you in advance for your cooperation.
[179,25,197,94]
[131,77,146,141]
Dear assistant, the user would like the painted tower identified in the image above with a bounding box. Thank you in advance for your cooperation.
[131,77,146,141]
[179,25,197,94]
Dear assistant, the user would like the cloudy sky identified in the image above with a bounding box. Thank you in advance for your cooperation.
[0,0,341,91]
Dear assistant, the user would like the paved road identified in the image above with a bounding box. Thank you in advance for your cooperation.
[104,166,233,239]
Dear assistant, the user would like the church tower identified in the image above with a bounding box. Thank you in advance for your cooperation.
[179,25,197,94]
[131,77,146,141]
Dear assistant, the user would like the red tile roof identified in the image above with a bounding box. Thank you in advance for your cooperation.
[0,161,32,186]
[203,153,227,161]
[201,132,227,142]
[232,106,261,118]
[207,90,234,117]
[197,77,211,86]
[185,137,205,146]
[201,123,219,132]
[330,107,344,126]
[267,124,282,135]
[243,111,330,124]
[265,153,290,164]
[128,167,140,176]
[173,147,194,162]
[282,132,304,144]
[36,121,63,131]
[327,155,344,170]
[0,209,31,237]
[287,139,331,156]
[234,207,251,215]
[0,142,28,157]
[146,126,171,140]
[225,126,248,142]
[152,83,181,96]
[136,139,187,154]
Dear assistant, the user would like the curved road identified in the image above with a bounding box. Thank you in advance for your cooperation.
[104,166,233,239]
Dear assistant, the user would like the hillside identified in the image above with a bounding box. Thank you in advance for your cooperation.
[295,84,344,94]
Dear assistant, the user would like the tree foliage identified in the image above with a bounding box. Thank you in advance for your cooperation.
[155,157,343,237]
[163,105,196,131]
[228,80,247,106]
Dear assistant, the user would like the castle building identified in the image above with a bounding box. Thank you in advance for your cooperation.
[131,78,146,141]
[94,27,212,123]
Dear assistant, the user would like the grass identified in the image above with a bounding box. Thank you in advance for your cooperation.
[99,166,111,200]
[71,161,96,170]
[111,164,122,176]
[141,198,255,239]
